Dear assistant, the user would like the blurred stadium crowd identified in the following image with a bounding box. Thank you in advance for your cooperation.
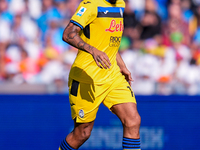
[0,0,200,95]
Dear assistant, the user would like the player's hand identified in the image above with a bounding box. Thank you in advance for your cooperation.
[91,48,111,69]
[121,67,133,86]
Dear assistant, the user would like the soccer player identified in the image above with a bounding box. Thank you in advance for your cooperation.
[59,0,141,150]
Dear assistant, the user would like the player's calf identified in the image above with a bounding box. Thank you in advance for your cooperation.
[122,113,141,138]
[59,121,94,150]
[122,113,141,150]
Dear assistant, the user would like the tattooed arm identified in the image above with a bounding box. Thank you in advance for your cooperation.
[62,22,111,69]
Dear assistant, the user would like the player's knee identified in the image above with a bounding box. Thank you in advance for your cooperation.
[122,113,141,129]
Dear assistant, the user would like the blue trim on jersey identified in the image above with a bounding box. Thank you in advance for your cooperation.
[70,20,83,30]
[98,6,124,13]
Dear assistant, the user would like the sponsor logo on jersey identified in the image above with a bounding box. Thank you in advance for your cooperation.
[109,36,121,47]
[76,7,87,16]
[105,19,123,33]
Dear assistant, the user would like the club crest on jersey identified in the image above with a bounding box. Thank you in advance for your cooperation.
[79,109,84,118]
[76,7,87,16]
[105,20,123,33]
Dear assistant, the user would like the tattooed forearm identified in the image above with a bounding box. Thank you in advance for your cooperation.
[62,22,94,54]
[85,44,94,54]
[77,41,86,50]
[67,31,78,40]
[77,41,94,54]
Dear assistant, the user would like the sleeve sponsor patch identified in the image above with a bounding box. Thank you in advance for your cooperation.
[76,7,87,16]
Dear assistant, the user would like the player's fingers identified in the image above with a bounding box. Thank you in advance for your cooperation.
[94,58,103,69]
[127,74,133,85]
[97,56,108,69]
[100,59,108,69]
[129,80,133,86]
[102,59,111,69]
[129,75,134,81]
[103,56,111,66]
[100,55,111,69]
[129,81,131,86]
[126,71,133,81]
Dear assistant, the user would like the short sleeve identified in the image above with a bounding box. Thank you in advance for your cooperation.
[70,0,97,29]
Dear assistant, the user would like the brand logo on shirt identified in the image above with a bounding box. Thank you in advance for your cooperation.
[104,10,109,14]
[105,20,123,33]
[76,7,87,16]
[120,8,123,17]
[109,36,121,47]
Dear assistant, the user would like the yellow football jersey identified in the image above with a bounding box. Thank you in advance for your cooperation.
[69,0,125,84]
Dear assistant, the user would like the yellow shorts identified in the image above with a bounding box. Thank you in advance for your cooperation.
[68,75,136,123]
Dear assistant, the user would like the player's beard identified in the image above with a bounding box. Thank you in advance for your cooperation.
[109,0,117,4]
